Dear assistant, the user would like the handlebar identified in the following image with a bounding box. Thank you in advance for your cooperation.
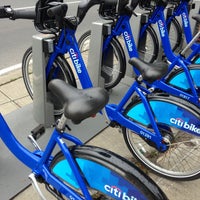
[0,5,35,20]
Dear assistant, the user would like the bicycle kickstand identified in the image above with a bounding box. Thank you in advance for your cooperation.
[29,173,47,200]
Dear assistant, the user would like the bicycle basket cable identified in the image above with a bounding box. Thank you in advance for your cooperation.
[34,0,63,33]
[139,0,168,10]
[98,0,129,20]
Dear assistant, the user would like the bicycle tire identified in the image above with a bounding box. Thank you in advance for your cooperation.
[22,47,77,115]
[123,94,200,180]
[167,18,183,53]
[138,26,159,63]
[50,145,168,199]
[78,30,126,90]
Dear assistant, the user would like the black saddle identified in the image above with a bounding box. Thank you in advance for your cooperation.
[129,57,168,83]
[48,79,109,124]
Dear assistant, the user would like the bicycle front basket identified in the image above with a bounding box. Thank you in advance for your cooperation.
[139,0,157,10]
[99,0,129,19]
[34,0,63,33]
[139,0,167,10]
[99,0,118,19]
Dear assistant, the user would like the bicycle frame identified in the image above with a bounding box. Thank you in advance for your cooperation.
[0,113,94,200]
[139,5,200,106]
[166,0,199,52]
[101,11,200,107]
[46,28,93,89]
[45,17,170,151]
[43,8,200,153]
[105,81,167,151]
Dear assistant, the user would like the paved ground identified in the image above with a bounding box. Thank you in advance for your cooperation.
[1,69,200,200]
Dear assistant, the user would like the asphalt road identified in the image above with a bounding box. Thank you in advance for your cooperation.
[0,0,99,70]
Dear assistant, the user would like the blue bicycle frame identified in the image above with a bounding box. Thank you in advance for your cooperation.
[0,113,96,200]
[105,80,167,151]
[165,0,200,64]
[46,28,93,89]
[39,4,200,153]
[166,0,199,52]
[101,11,200,107]
[44,16,171,151]
[139,5,200,106]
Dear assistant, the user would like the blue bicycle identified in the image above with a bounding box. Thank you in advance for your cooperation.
[78,0,200,108]
[139,0,200,63]
[166,0,197,54]
[0,76,170,199]
[139,0,196,56]
[6,0,200,179]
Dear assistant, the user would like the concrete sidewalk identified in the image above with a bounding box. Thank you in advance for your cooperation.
[0,69,32,115]
[1,69,200,200]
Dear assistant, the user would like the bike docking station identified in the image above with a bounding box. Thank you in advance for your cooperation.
[32,34,55,127]
[31,32,108,132]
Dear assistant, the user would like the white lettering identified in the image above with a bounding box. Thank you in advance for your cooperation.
[69,48,82,73]
[139,130,152,139]
[158,20,165,37]
[170,118,200,134]
[182,12,188,28]
[104,185,137,200]
[124,31,133,52]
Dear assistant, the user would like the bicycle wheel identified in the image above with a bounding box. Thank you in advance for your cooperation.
[50,145,168,199]
[22,47,77,115]
[167,18,182,53]
[78,30,126,90]
[138,26,159,63]
[123,95,200,180]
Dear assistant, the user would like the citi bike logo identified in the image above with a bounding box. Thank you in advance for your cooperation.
[123,31,133,52]
[182,12,189,27]
[70,48,82,73]
[170,118,200,134]
[158,20,165,37]
[104,185,137,200]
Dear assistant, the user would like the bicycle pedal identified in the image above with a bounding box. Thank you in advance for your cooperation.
[29,173,47,200]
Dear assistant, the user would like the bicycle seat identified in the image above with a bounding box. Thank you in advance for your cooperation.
[192,14,200,24]
[129,57,168,83]
[48,79,109,124]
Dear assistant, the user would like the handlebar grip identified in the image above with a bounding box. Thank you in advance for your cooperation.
[0,6,35,20]
[12,8,35,20]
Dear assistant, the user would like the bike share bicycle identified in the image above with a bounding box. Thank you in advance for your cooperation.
[3,1,199,180]
[9,0,200,180]
[78,0,200,107]
[0,3,169,200]
[139,0,200,62]
[139,0,196,58]
[166,0,198,54]
[77,0,196,87]
[137,0,200,97]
